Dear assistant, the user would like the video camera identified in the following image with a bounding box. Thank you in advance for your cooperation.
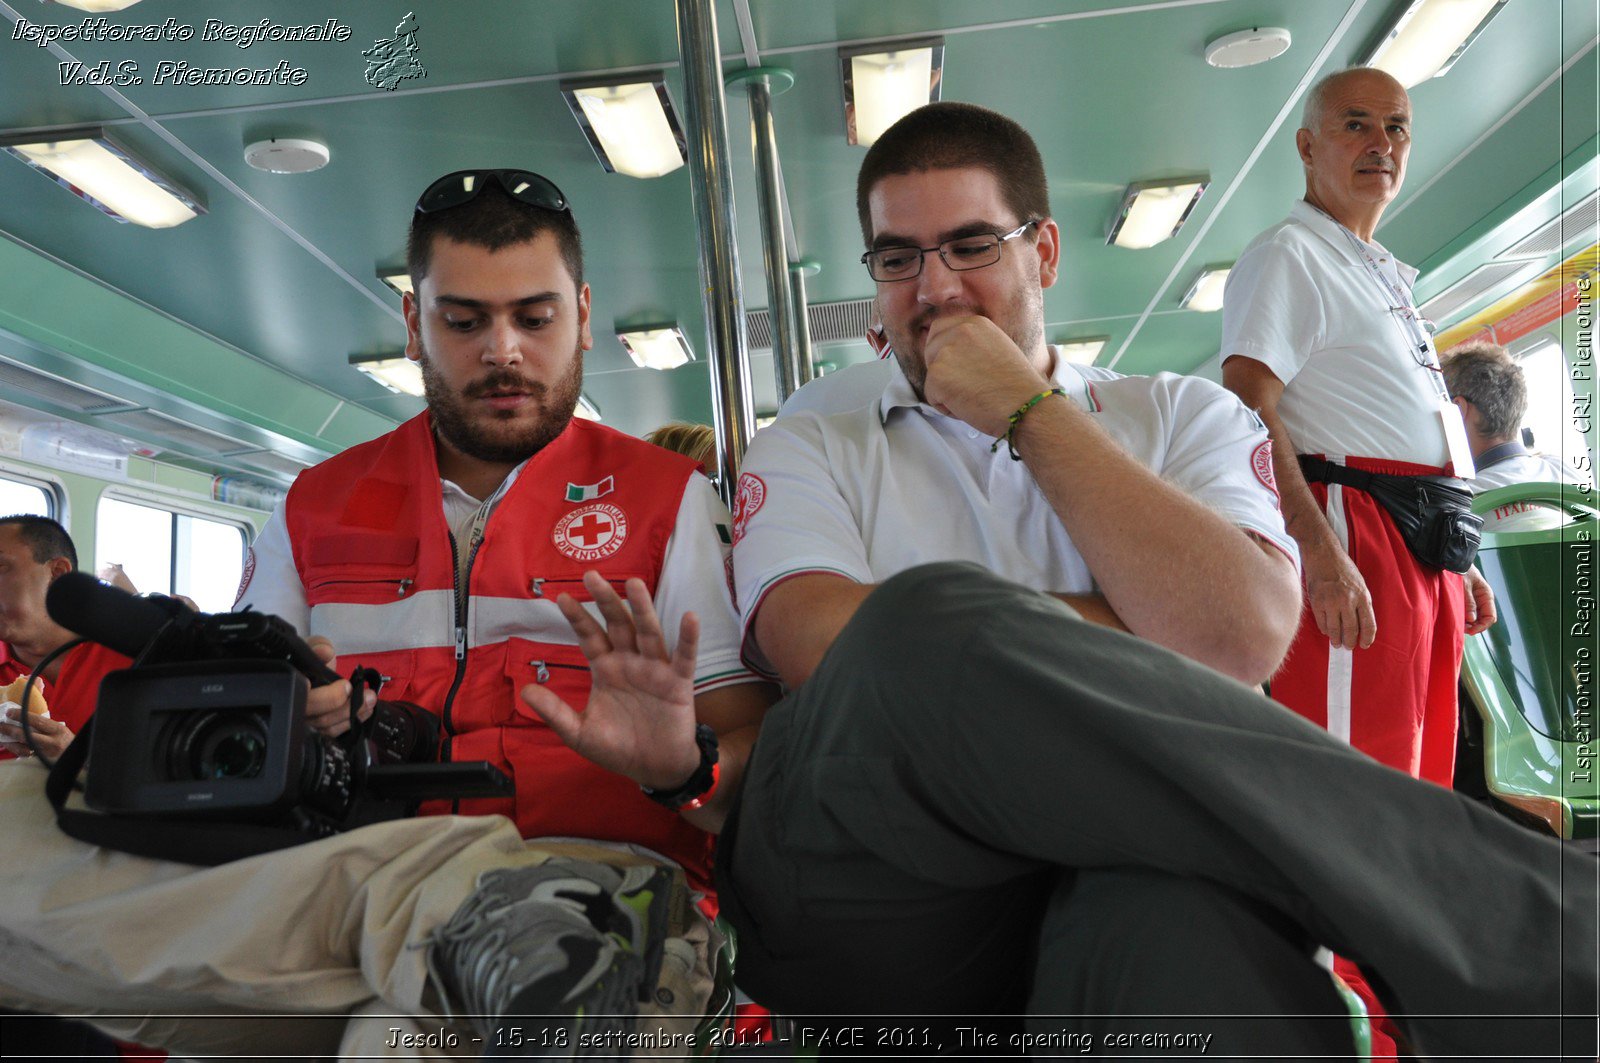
[40,572,512,864]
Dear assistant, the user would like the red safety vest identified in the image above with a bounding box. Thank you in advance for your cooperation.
[285,413,715,887]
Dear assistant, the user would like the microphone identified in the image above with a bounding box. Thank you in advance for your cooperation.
[45,572,340,685]
[45,571,192,659]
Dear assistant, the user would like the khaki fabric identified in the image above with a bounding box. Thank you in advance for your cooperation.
[0,760,714,1060]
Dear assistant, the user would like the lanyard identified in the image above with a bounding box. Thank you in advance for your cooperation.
[1310,204,1450,402]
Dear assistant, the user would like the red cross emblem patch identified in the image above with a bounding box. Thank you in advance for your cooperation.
[553,502,629,562]
[1251,440,1279,504]
[732,473,766,545]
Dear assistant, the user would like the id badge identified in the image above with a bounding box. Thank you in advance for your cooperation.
[1441,402,1476,479]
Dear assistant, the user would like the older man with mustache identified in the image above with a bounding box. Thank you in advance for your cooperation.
[1222,67,1499,1053]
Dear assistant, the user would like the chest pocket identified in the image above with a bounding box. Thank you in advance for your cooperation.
[505,640,590,726]
[527,571,651,603]
[303,533,420,604]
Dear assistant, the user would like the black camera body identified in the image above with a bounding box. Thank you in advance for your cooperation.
[43,572,511,862]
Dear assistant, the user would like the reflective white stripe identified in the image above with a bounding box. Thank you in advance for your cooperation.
[308,593,759,691]
[310,590,456,655]
[1323,477,1354,744]
[309,592,604,656]
[474,596,602,648]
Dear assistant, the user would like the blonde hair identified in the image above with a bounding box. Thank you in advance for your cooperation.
[646,422,716,467]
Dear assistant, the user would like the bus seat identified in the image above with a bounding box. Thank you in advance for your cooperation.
[1461,482,1598,846]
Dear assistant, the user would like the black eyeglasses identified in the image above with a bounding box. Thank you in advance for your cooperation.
[861,220,1038,282]
[415,169,571,215]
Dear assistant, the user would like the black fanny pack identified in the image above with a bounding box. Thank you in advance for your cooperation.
[1299,455,1483,573]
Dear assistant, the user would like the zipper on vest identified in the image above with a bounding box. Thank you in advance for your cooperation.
[440,508,491,737]
[527,659,587,684]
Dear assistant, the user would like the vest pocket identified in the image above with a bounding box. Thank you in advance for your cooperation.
[526,571,648,602]
[505,640,591,726]
[303,534,420,604]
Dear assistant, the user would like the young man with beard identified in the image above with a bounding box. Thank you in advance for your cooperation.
[0,170,772,1059]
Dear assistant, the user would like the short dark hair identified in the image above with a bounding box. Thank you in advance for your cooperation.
[1441,342,1527,439]
[856,101,1050,244]
[407,182,585,290]
[0,515,77,570]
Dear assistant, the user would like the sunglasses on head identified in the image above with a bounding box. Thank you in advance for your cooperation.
[414,169,570,215]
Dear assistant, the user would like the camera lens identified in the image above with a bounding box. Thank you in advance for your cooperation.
[170,710,269,781]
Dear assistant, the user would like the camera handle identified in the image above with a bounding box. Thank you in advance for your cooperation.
[343,665,384,743]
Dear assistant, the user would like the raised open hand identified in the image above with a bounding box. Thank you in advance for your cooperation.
[518,571,702,790]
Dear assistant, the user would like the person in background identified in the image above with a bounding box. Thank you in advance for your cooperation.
[645,421,716,477]
[1441,340,1585,530]
[0,516,130,761]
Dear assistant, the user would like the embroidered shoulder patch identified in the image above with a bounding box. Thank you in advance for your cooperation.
[234,547,257,605]
[1251,440,1279,500]
[731,473,767,545]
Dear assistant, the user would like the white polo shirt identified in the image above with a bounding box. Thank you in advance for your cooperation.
[1222,200,1455,467]
[1470,450,1581,493]
[731,357,1297,678]
[1470,449,1585,532]
[240,464,751,693]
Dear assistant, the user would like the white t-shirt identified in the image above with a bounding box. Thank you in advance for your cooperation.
[731,358,1297,677]
[1470,449,1586,532]
[240,464,751,694]
[1222,201,1456,467]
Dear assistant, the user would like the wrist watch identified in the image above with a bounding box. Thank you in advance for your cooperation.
[641,723,720,811]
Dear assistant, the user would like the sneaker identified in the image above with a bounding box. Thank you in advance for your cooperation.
[428,858,675,1058]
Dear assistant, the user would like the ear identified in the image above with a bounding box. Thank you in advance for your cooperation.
[1296,128,1314,168]
[46,557,73,582]
[403,290,423,362]
[576,283,594,351]
[1035,218,1061,290]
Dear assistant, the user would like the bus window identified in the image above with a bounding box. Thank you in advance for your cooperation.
[96,496,246,613]
[1516,338,1594,483]
[0,473,56,519]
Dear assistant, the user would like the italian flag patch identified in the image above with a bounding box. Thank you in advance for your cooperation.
[565,476,614,503]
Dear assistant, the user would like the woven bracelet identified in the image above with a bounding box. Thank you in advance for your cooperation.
[991,387,1066,460]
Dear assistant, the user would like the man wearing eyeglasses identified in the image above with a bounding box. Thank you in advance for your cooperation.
[706,101,1593,1060]
[0,170,774,1058]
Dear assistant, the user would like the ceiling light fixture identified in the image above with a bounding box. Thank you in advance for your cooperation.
[377,269,414,299]
[243,138,330,174]
[1,129,202,228]
[618,326,694,370]
[48,0,143,11]
[561,74,687,179]
[348,353,424,397]
[1056,337,1109,365]
[1181,266,1232,312]
[1204,27,1292,68]
[1107,178,1209,249]
[839,38,944,147]
[1362,0,1506,89]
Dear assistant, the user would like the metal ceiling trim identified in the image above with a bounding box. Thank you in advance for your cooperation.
[0,227,393,442]
[1498,189,1599,260]
[0,322,333,469]
[1417,260,1546,325]
[746,297,874,350]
